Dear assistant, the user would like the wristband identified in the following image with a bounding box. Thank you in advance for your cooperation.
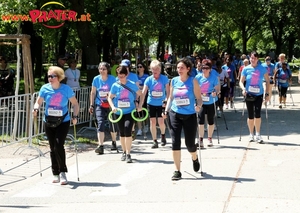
[34,108,39,112]
[72,115,79,119]
[90,105,94,108]
[265,93,269,97]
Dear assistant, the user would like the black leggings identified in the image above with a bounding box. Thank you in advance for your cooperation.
[44,121,70,175]
[245,95,263,119]
[117,113,135,137]
[168,110,197,152]
[278,86,288,98]
[198,103,215,125]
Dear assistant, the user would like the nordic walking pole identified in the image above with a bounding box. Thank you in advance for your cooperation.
[213,97,220,144]
[265,102,269,140]
[239,100,246,141]
[110,113,119,153]
[196,115,204,176]
[289,86,295,106]
[73,124,80,181]
[218,98,228,130]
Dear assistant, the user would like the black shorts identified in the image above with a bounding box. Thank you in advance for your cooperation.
[147,104,163,118]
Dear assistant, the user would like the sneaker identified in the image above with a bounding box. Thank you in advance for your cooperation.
[225,104,229,109]
[95,145,104,154]
[126,154,132,163]
[256,135,263,143]
[131,131,136,140]
[136,129,142,136]
[192,157,200,172]
[195,138,204,148]
[121,152,126,161]
[217,110,222,118]
[204,127,207,132]
[279,104,282,109]
[171,171,182,181]
[283,104,286,108]
[161,134,167,146]
[60,172,68,185]
[207,138,213,147]
[249,134,254,142]
[151,140,158,149]
[111,141,117,151]
[52,175,60,183]
[214,126,217,131]
[230,101,234,109]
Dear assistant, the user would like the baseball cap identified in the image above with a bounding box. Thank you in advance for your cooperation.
[120,59,131,67]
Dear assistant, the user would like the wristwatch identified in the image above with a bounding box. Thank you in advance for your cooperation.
[265,93,269,97]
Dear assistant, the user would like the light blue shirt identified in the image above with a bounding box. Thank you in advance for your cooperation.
[144,74,169,106]
[195,73,219,105]
[39,83,74,122]
[170,76,196,115]
[92,75,116,105]
[241,64,267,96]
[110,80,139,115]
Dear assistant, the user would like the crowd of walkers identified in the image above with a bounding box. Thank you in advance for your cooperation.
[32,50,296,184]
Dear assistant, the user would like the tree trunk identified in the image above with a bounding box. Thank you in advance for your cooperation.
[58,24,69,56]
[69,0,99,67]
[102,27,112,62]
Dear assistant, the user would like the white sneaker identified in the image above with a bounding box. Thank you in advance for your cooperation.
[207,138,213,147]
[52,175,60,183]
[256,135,263,143]
[217,111,222,118]
[137,129,142,136]
[249,134,254,142]
[60,172,68,185]
[225,104,229,109]
[283,104,286,108]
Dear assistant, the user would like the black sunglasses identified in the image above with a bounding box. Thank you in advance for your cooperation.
[137,66,143,68]
[48,74,57,79]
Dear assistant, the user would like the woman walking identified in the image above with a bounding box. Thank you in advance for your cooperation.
[164,57,202,181]
[239,51,270,143]
[33,66,79,185]
[108,66,141,163]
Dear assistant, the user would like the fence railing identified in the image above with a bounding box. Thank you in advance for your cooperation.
[0,86,93,149]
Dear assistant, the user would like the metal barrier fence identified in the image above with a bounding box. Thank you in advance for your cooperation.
[0,86,94,175]
[0,86,93,150]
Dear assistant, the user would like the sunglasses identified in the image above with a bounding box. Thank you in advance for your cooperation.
[137,66,143,68]
[202,66,210,70]
[48,74,57,79]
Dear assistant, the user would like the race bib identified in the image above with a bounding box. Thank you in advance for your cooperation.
[279,79,287,83]
[174,97,190,106]
[202,95,210,102]
[248,85,260,93]
[99,91,108,97]
[118,99,130,108]
[48,106,63,116]
[152,91,163,97]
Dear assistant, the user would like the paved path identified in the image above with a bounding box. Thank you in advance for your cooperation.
[0,85,300,213]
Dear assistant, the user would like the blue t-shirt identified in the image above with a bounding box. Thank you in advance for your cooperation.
[195,73,219,105]
[144,74,169,106]
[277,68,292,88]
[110,80,139,115]
[92,75,116,105]
[170,76,196,115]
[261,62,275,82]
[222,64,236,83]
[39,83,75,122]
[138,74,149,86]
[241,64,267,96]
[190,67,197,77]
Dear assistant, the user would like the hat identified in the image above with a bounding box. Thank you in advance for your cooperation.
[120,59,131,67]
[58,55,67,60]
